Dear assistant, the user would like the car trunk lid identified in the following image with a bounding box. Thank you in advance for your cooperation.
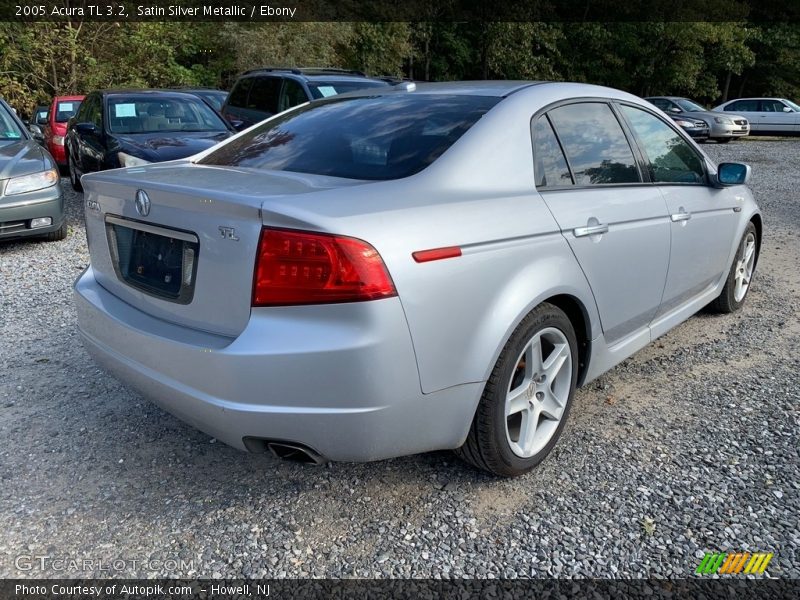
[82,162,364,337]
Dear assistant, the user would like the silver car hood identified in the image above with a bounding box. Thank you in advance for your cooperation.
[0,139,47,180]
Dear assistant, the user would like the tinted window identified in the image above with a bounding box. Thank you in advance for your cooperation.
[307,80,390,99]
[621,106,705,184]
[227,78,253,108]
[55,100,81,123]
[106,96,228,134]
[85,96,102,128]
[532,116,572,187]
[0,104,23,140]
[760,100,788,112]
[200,94,500,181]
[728,100,759,112]
[548,103,640,185]
[247,77,281,114]
[280,80,308,112]
[648,98,672,111]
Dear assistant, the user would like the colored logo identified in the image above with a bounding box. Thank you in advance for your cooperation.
[696,552,774,575]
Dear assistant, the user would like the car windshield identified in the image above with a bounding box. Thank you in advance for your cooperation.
[307,80,390,99]
[785,99,800,112]
[199,94,500,180]
[0,104,24,140]
[675,98,707,112]
[55,100,81,122]
[107,96,229,134]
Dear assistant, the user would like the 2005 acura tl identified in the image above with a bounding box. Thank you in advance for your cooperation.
[74,82,761,476]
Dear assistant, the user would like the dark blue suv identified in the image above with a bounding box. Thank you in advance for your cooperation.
[221,67,391,130]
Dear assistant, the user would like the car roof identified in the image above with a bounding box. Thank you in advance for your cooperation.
[333,80,545,99]
[726,97,785,101]
[99,89,209,99]
[238,67,389,84]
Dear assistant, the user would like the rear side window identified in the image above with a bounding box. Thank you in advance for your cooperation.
[620,105,705,184]
[200,94,500,181]
[548,103,640,186]
[279,79,308,112]
[532,116,572,188]
[227,78,253,108]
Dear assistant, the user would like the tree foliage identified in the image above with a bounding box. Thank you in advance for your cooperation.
[0,20,796,119]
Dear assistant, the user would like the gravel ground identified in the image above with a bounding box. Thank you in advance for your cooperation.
[0,141,798,579]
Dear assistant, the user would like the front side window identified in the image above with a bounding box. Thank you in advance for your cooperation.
[760,99,789,112]
[548,102,640,186]
[200,94,500,181]
[648,98,672,112]
[532,116,572,188]
[106,96,228,134]
[279,80,308,112]
[247,77,281,114]
[621,105,705,184]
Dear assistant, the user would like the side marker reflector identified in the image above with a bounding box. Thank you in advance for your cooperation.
[412,246,462,263]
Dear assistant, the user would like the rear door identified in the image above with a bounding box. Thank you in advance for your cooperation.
[617,103,740,317]
[533,101,671,344]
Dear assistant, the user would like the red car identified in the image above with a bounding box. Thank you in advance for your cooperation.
[45,95,84,166]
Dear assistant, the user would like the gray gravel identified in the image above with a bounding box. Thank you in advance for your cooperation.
[0,141,798,579]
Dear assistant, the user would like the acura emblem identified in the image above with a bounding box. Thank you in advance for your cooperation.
[135,189,151,217]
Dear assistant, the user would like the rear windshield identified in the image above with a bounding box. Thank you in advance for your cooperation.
[0,104,24,140]
[307,80,389,99]
[55,100,81,122]
[107,96,229,134]
[199,94,500,180]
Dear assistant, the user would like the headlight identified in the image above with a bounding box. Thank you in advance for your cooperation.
[714,116,733,124]
[118,152,151,168]
[675,120,694,127]
[4,169,59,195]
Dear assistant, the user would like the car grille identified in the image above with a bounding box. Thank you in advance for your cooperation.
[694,121,707,128]
[734,119,748,126]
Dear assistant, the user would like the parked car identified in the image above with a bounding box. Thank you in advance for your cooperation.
[668,114,709,141]
[173,88,228,111]
[74,82,761,476]
[65,89,235,191]
[45,95,84,166]
[0,97,66,241]
[221,67,391,130]
[645,96,749,143]
[27,104,50,145]
[713,97,800,135]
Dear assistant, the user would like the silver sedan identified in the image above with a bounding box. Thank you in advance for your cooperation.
[74,81,761,476]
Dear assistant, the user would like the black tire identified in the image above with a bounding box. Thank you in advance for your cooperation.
[716,138,733,144]
[709,221,758,313]
[68,152,83,192]
[456,303,579,477]
[43,221,67,242]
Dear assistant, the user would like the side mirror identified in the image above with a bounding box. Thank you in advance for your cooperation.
[783,106,793,113]
[230,119,246,131]
[36,115,48,125]
[716,162,751,186]
[75,122,98,136]
[28,124,45,144]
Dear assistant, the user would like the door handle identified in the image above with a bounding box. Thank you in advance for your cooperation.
[670,212,692,222]
[573,223,609,237]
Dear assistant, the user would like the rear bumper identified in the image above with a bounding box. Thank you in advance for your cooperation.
[0,187,64,239]
[74,267,481,461]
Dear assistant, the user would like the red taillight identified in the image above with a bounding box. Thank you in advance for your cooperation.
[253,228,397,306]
